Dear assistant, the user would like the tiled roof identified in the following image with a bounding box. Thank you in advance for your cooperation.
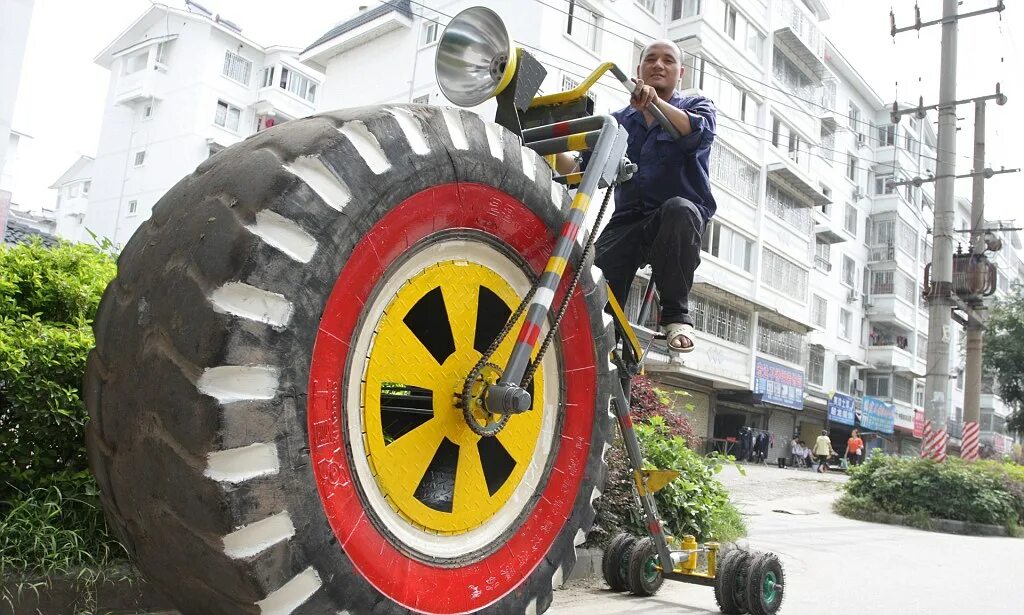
[303,0,412,53]
[3,220,59,248]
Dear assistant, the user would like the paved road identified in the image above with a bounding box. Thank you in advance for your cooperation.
[550,464,1024,615]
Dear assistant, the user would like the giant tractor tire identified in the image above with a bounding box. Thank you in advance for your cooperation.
[84,105,617,615]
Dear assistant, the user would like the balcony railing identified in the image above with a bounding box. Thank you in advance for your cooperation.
[814,256,832,271]
[868,243,896,263]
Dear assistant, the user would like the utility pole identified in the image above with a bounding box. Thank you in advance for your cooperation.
[890,0,1007,461]
[961,101,988,462]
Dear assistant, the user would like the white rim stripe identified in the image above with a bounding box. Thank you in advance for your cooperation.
[205,442,280,483]
[210,282,293,328]
[338,121,391,174]
[247,209,317,263]
[388,108,430,155]
[285,156,350,212]
[257,567,322,615]
[224,511,296,559]
[197,365,279,403]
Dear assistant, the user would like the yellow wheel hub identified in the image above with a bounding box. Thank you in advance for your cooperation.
[361,260,546,535]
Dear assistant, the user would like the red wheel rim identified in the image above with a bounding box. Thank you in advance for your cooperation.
[307,183,598,614]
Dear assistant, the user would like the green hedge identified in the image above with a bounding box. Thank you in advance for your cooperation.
[838,454,1024,530]
[0,240,122,579]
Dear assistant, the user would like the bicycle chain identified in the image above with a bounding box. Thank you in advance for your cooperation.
[461,185,615,437]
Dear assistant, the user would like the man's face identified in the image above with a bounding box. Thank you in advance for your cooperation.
[639,43,683,90]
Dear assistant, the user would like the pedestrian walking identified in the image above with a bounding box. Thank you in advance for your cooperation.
[813,430,836,473]
[845,428,865,466]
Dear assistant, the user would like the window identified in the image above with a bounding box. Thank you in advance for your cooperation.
[870,270,895,295]
[746,23,766,60]
[915,385,925,408]
[877,124,896,147]
[757,319,804,364]
[421,19,440,46]
[839,309,852,340]
[807,346,824,386]
[155,40,172,65]
[710,141,758,203]
[701,220,754,272]
[765,181,813,232]
[874,173,895,195]
[812,295,827,328]
[956,369,965,391]
[127,200,138,215]
[848,101,861,131]
[724,5,737,37]
[82,181,91,196]
[841,255,855,287]
[761,248,809,301]
[123,50,147,75]
[637,0,659,14]
[567,2,601,52]
[261,66,275,88]
[867,374,889,397]
[133,150,146,167]
[222,50,252,85]
[820,125,835,165]
[844,203,857,235]
[772,48,815,103]
[917,334,928,360]
[837,363,851,393]
[279,67,318,103]
[691,294,751,345]
[142,104,154,120]
[894,376,913,403]
[846,153,858,182]
[214,100,241,131]
[671,0,701,20]
[814,239,831,271]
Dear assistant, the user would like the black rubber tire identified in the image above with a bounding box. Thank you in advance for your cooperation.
[745,552,785,615]
[84,105,617,615]
[626,537,664,597]
[601,533,637,592]
[716,549,752,614]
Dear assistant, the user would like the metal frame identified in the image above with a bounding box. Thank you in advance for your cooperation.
[480,59,721,586]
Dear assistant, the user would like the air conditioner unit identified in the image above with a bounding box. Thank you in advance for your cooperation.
[846,288,859,303]
[852,187,865,201]
[856,133,868,148]
[851,378,864,395]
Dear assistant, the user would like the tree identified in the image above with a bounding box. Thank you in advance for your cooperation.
[983,284,1024,433]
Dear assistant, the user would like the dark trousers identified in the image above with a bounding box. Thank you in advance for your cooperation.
[594,197,704,326]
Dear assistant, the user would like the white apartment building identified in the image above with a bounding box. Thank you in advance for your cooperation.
[300,0,1019,459]
[84,1,324,247]
[0,0,34,190]
[49,155,93,243]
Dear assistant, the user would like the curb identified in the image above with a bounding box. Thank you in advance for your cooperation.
[850,510,1012,537]
[566,547,604,583]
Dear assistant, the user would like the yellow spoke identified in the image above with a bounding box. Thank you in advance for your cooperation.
[440,279,478,356]
[497,413,544,468]
[368,321,448,391]
[372,420,447,499]
[453,441,490,515]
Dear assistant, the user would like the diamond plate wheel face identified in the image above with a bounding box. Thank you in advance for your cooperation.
[354,241,554,546]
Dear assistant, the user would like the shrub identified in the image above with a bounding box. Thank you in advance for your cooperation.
[590,378,745,547]
[839,454,1024,527]
[0,240,118,577]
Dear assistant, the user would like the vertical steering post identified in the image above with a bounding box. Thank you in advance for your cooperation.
[485,115,627,414]
[610,371,675,571]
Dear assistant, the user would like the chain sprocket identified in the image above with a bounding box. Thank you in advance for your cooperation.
[461,362,510,437]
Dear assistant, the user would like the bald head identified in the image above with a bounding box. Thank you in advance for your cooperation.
[640,39,682,65]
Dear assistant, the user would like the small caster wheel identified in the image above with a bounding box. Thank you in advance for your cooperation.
[715,548,752,614]
[627,537,664,597]
[602,532,637,592]
[745,552,785,615]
